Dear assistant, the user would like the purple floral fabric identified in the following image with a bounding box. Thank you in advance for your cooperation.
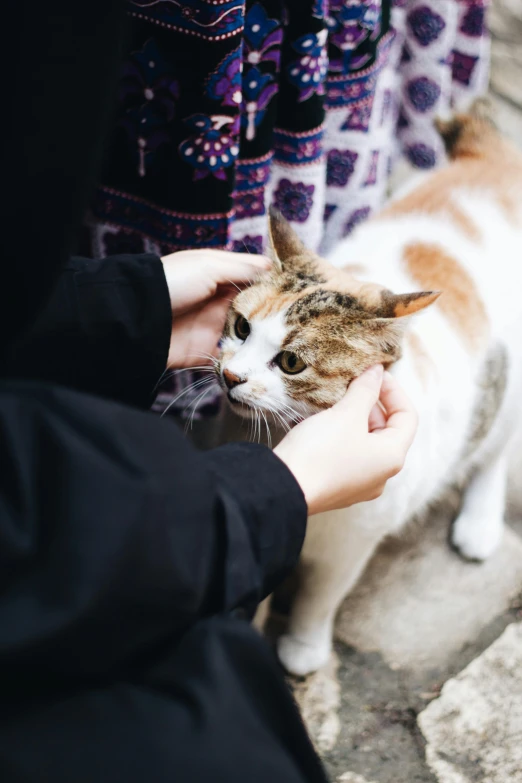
[286,30,329,102]
[274,179,316,223]
[85,0,491,416]
[396,0,491,172]
[118,39,180,178]
[327,149,359,187]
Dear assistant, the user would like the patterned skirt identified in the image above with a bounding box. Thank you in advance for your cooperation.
[83,0,491,419]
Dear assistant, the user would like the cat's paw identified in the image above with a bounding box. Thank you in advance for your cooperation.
[277,633,331,676]
[451,511,503,562]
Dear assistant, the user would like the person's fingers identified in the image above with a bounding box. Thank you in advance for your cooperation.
[378,371,418,451]
[206,290,236,330]
[215,283,244,304]
[368,401,387,432]
[188,294,233,358]
[205,259,271,294]
[168,295,232,368]
[163,249,271,272]
[209,250,272,268]
[335,365,384,417]
[207,253,272,280]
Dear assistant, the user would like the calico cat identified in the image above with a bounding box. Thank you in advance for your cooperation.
[217,102,522,676]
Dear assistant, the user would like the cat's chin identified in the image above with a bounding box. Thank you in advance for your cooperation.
[226,397,315,425]
[226,398,258,420]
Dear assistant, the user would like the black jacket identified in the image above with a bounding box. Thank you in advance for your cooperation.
[0,253,323,783]
[0,251,309,677]
[0,2,326,781]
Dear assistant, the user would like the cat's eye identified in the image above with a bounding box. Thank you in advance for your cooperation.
[276,351,306,375]
[234,315,250,340]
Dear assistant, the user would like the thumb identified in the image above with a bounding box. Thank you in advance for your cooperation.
[335,365,384,417]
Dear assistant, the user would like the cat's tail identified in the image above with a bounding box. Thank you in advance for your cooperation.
[435,98,498,161]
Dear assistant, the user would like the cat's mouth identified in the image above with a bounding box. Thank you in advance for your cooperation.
[227,391,245,406]
[226,393,259,419]
[218,370,255,412]
[220,380,253,411]
[223,384,265,419]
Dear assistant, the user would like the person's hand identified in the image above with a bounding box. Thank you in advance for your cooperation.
[160,249,271,368]
[274,366,417,516]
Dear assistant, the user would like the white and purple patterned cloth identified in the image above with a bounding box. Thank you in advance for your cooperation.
[290,0,491,255]
[93,0,490,417]
[231,1,491,260]
[395,0,490,174]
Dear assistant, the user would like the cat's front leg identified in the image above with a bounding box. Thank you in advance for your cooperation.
[277,510,384,676]
[452,453,507,561]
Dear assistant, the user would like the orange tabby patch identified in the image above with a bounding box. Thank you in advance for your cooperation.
[381,136,522,233]
[403,242,489,352]
[248,290,309,320]
[380,173,482,241]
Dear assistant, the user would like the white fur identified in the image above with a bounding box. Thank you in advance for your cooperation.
[275,187,522,675]
[220,311,295,419]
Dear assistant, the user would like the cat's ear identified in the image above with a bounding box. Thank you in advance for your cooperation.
[267,206,307,272]
[376,290,441,319]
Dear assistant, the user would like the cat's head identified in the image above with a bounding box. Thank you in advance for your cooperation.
[217,208,438,422]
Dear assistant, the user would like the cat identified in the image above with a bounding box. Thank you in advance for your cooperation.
[217,101,522,676]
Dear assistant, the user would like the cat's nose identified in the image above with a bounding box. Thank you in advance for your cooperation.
[223,369,246,390]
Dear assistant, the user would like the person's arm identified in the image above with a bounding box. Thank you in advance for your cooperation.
[0,381,307,690]
[0,363,417,693]
[2,250,272,408]
[2,254,171,409]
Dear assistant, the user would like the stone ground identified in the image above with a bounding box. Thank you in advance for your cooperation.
[188,3,522,780]
[290,508,522,783]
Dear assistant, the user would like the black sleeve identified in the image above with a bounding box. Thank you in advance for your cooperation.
[2,254,171,409]
[0,381,307,688]
[1,0,128,351]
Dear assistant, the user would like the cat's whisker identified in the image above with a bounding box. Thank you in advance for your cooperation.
[160,377,214,418]
[264,398,302,429]
[184,385,215,433]
[177,365,217,374]
[280,402,300,416]
[277,401,304,423]
[274,414,290,434]
[282,414,303,426]
[274,408,296,425]
[264,404,291,433]
[187,351,220,367]
[279,417,292,434]
[184,383,213,422]
[260,409,272,448]
[250,409,256,442]
[153,367,170,394]
[157,366,216,390]
[268,410,279,433]
[278,409,304,427]
[224,278,242,294]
